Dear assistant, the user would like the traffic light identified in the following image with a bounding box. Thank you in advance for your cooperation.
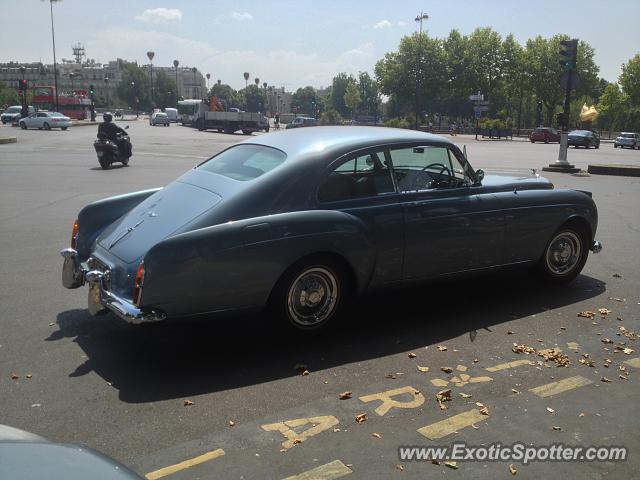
[556,112,568,128]
[18,79,27,91]
[559,39,578,71]
[89,84,95,95]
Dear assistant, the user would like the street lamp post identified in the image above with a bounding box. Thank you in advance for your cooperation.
[147,51,155,107]
[206,73,211,91]
[173,60,179,104]
[191,67,197,98]
[69,72,75,93]
[19,66,27,116]
[47,0,61,112]
[414,11,429,130]
[131,81,139,118]
[103,77,109,109]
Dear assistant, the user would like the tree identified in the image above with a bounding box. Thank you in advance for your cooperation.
[329,73,354,117]
[116,63,151,110]
[357,71,380,118]
[291,86,317,116]
[209,83,239,108]
[0,82,19,107]
[465,27,505,101]
[343,82,361,120]
[619,53,640,106]
[237,84,265,112]
[154,70,177,109]
[597,83,627,131]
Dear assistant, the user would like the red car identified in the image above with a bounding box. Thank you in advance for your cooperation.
[529,127,560,143]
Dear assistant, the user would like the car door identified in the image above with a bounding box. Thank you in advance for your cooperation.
[316,148,404,287]
[35,112,47,128]
[388,144,504,280]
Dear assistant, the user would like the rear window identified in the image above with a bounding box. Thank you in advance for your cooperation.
[197,145,287,181]
[6,107,21,113]
[621,133,634,138]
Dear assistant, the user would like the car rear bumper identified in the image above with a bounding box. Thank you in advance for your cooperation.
[60,248,166,323]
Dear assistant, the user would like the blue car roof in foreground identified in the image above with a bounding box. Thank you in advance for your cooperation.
[239,126,454,160]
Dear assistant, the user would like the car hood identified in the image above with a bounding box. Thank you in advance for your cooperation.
[97,180,222,263]
[481,171,553,192]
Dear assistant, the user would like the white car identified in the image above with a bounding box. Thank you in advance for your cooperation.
[614,132,640,149]
[149,112,170,126]
[164,107,178,122]
[19,111,71,130]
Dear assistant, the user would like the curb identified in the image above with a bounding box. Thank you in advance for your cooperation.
[587,164,640,177]
[0,136,17,144]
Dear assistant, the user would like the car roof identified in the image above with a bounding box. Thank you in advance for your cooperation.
[241,126,454,160]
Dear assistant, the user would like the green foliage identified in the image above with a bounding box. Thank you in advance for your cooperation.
[330,73,355,117]
[619,53,640,107]
[343,82,361,119]
[116,63,151,110]
[319,109,342,125]
[291,86,317,116]
[0,82,19,107]
[383,117,411,129]
[478,118,511,129]
[237,84,265,112]
[154,70,177,109]
[209,83,239,108]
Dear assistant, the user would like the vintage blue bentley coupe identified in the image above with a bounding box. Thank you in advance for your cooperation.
[61,127,602,331]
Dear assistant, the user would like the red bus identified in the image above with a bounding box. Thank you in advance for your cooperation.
[31,86,92,120]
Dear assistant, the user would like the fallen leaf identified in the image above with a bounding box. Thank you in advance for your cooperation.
[537,348,570,367]
[408,352,417,359]
[292,438,302,445]
[372,432,381,439]
[456,365,468,372]
[475,402,485,408]
[600,377,612,383]
[302,370,310,376]
[479,406,490,415]
[431,460,441,465]
[355,413,368,423]
[560,326,567,330]
[49,322,55,326]
[472,358,479,363]
[26,374,33,379]
[440,367,453,373]
[623,348,634,355]
[417,365,430,373]
[459,392,473,398]
[601,338,614,344]
[339,391,353,400]
[323,380,329,384]
[552,426,562,431]
[509,464,518,475]
[183,400,194,406]
[229,420,235,427]
[437,345,447,352]
[444,461,459,470]
[512,343,536,354]
[612,273,622,278]
[566,342,580,351]
[547,407,556,414]
[10,373,19,380]
[511,388,520,394]
[507,330,514,335]
[333,428,341,432]
[598,308,611,315]
[577,311,595,319]
[396,464,405,471]
[579,412,585,417]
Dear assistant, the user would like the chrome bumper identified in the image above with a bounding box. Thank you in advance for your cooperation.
[60,248,165,323]
[590,240,603,254]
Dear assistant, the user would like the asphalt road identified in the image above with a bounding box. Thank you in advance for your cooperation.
[1,121,639,479]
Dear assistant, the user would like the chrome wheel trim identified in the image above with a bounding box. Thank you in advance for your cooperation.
[287,267,338,327]
[545,231,582,276]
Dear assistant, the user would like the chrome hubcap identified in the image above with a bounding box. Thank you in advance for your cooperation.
[287,267,338,326]
[545,231,581,275]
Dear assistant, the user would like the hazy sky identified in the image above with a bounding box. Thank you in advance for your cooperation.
[2,0,638,90]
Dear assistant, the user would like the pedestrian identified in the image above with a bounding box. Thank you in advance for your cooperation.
[428,121,433,133]
[275,113,280,130]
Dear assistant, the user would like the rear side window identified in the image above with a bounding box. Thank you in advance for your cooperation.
[197,145,286,181]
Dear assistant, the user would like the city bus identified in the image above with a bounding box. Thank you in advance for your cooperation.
[177,99,201,126]
[31,86,92,120]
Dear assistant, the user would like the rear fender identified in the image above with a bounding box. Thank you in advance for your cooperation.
[75,188,162,260]
[141,210,375,316]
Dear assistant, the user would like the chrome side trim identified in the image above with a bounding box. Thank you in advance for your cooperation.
[590,240,603,254]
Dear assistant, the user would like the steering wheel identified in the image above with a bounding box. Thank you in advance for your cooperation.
[411,162,451,190]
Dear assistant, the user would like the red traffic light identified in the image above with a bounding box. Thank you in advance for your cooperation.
[19,79,28,90]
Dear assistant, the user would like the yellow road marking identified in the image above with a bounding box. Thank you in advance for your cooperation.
[262,415,339,450]
[359,386,425,416]
[282,459,352,480]
[485,359,533,372]
[625,357,640,369]
[417,409,488,440]
[529,375,593,398]
[145,448,225,480]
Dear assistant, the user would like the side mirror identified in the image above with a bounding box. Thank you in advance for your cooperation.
[125,125,129,130]
[475,169,485,182]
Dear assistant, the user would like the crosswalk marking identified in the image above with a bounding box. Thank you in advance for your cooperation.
[485,359,533,372]
[417,409,488,440]
[282,460,352,480]
[529,375,593,398]
[624,357,640,369]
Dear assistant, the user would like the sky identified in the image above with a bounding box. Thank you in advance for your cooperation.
[2,0,638,91]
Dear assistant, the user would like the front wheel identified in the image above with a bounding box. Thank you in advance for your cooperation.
[536,224,589,283]
[61,126,68,130]
[43,122,51,130]
[268,256,349,333]
[98,157,110,170]
[20,122,27,130]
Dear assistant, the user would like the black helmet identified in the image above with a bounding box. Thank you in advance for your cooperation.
[103,112,113,123]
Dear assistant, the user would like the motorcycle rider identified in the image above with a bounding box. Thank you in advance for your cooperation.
[98,112,131,158]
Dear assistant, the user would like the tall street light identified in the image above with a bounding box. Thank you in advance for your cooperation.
[173,60,179,103]
[414,11,429,130]
[69,72,75,93]
[147,51,155,107]
[191,67,197,98]
[45,0,62,112]
[206,73,211,91]
[103,77,109,109]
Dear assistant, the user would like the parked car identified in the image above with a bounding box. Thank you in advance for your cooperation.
[149,111,170,126]
[164,107,178,122]
[568,130,600,148]
[529,127,560,143]
[1,105,34,124]
[61,127,601,332]
[614,132,640,149]
[19,111,71,130]
[286,116,319,129]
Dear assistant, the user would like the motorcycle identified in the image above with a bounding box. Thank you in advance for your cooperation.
[93,126,131,170]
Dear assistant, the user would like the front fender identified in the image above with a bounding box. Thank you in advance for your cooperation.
[141,210,375,317]
[76,188,162,260]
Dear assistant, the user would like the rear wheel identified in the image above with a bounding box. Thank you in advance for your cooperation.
[61,126,68,130]
[121,157,130,166]
[536,224,589,284]
[43,122,51,130]
[242,129,252,135]
[268,256,349,333]
[20,122,26,130]
[544,137,549,144]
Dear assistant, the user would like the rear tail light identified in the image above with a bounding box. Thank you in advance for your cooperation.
[132,262,145,306]
[70,219,79,249]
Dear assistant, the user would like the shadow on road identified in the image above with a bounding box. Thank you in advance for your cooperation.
[47,271,606,403]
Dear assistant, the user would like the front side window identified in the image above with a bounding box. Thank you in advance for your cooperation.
[389,145,471,192]
[197,145,286,181]
[318,150,395,202]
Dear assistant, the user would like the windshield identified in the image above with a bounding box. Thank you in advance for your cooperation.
[197,145,287,181]
[6,106,21,113]
[621,133,634,138]
[571,130,590,135]
[49,112,64,117]
[177,103,197,115]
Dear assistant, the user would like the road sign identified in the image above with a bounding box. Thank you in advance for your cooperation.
[474,110,481,119]
[477,100,490,106]
[469,94,484,101]
[473,106,489,112]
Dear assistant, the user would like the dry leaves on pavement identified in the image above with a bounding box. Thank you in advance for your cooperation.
[436,389,452,410]
[408,352,417,359]
[339,391,352,400]
[183,400,194,406]
[437,345,448,351]
[577,311,596,319]
[440,366,453,373]
[509,464,518,475]
[417,365,430,373]
[355,413,368,423]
